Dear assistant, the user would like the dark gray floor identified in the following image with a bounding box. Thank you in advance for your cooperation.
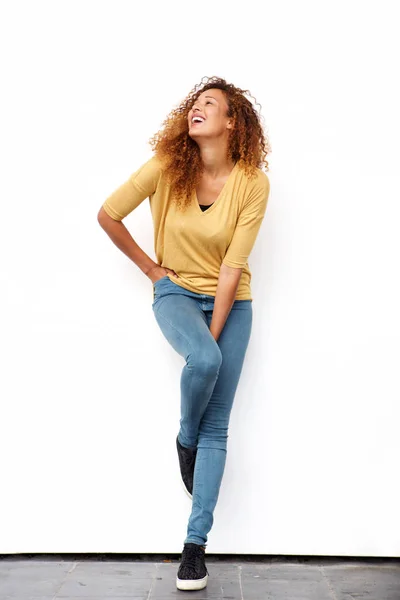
[0,557,399,599]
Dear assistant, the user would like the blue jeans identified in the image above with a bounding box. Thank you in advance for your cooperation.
[152,275,253,547]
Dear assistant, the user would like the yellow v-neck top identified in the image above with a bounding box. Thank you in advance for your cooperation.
[102,155,270,300]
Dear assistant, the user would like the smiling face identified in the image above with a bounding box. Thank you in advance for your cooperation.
[188,88,234,140]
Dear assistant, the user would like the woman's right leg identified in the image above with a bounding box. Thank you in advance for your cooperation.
[152,290,222,449]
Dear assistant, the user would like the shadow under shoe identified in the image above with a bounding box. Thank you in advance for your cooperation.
[176,542,209,591]
[176,435,197,499]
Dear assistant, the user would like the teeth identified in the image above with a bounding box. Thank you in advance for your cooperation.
[192,117,204,123]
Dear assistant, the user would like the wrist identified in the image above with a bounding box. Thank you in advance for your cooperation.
[144,262,158,277]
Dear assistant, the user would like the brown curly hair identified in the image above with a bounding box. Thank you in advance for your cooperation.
[148,75,272,212]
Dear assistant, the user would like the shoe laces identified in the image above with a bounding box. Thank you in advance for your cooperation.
[181,544,208,575]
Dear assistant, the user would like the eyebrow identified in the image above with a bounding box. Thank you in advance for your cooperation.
[196,95,217,102]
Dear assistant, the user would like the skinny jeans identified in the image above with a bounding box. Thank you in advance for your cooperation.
[152,275,252,546]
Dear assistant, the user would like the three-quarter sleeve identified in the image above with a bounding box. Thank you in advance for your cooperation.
[222,173,270,269]
[102,156,162,221]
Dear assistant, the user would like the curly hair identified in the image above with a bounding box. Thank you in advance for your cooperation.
[148,75,272,212]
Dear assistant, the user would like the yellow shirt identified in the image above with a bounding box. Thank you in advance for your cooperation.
[102,155,270,300]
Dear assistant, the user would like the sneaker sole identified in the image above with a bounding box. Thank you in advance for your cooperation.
[176,573,208,590]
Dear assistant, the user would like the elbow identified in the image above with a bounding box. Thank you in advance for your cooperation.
[220,262,243,277]
[97,206,106,226]
[219,263,243,286]
[97,206,117,228]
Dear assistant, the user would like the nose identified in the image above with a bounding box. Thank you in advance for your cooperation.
[192,101,203,113]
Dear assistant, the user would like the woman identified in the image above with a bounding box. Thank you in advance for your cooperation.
[97,76,271,591]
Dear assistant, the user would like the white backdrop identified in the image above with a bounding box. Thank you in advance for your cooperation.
[1,0,399,556]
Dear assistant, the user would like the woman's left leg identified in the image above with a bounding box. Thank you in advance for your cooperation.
[185,299,253,546]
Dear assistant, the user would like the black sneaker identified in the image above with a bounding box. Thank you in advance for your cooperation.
[176,435,197,499]
[176,542,209,591]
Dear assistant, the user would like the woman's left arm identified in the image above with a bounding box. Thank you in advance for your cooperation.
[210,173,271,341]
[209,264,243,341]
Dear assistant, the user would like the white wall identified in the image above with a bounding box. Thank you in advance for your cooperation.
[1,0,399,556]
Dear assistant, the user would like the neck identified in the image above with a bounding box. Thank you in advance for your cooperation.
[197,141,235,179]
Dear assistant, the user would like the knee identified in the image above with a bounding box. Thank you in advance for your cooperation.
[190,345,222,377]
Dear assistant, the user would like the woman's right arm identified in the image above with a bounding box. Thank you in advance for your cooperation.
[97,157,179,282]
[97,207,178,282]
